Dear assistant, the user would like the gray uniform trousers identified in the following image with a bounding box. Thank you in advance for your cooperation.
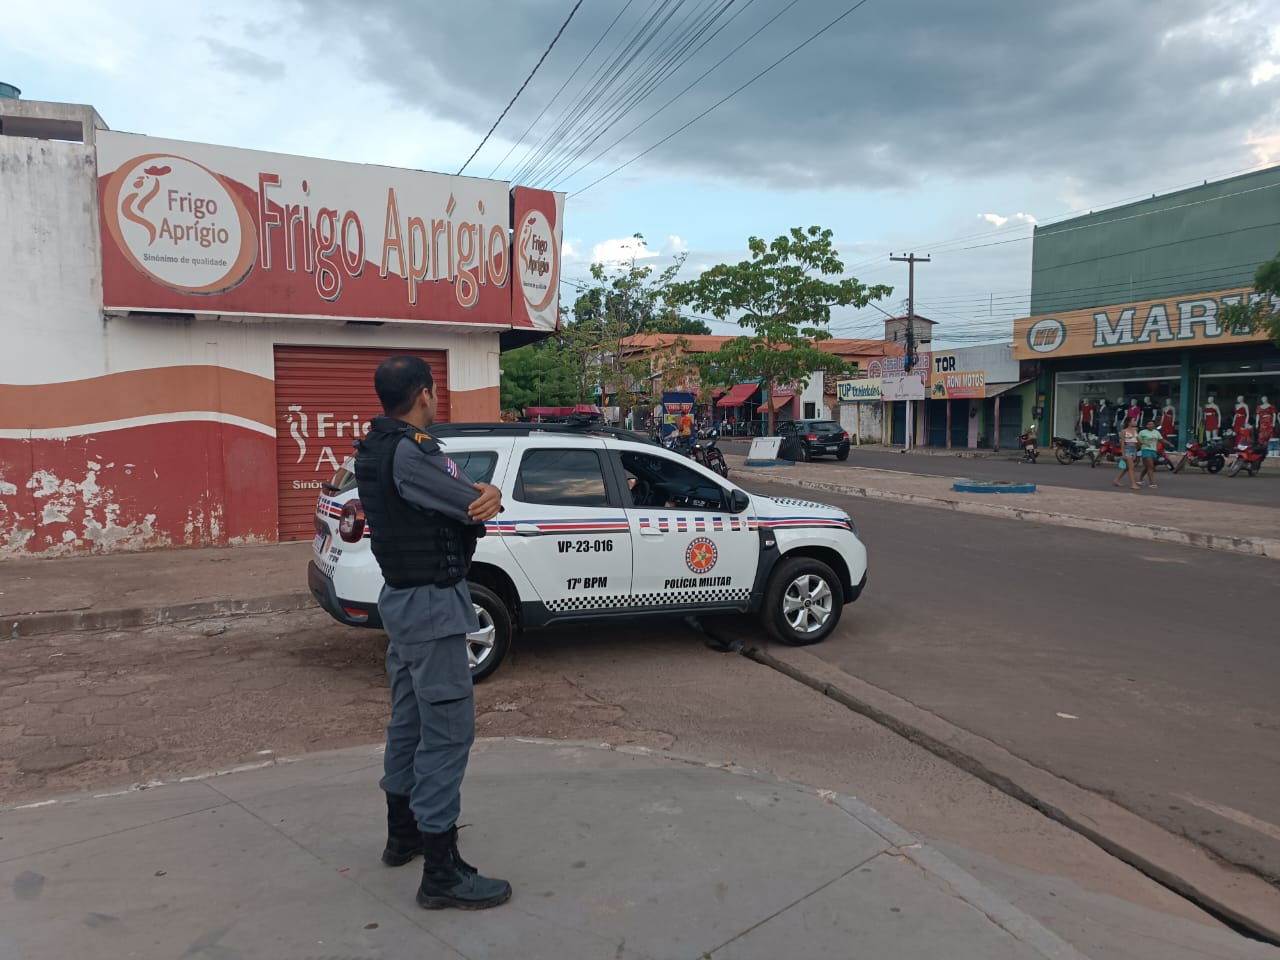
[377,583,477,834]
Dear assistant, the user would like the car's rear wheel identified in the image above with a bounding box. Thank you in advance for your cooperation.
[764,556,843,646]
[836,448,849,461]
[466,582,512,681]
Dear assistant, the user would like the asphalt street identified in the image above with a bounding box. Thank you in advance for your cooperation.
[719,438,1279,507]
[741,477,1280,886]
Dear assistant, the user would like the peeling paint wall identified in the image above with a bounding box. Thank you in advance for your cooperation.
[0,101,502,558]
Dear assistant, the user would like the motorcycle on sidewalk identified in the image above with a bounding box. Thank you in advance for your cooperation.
[1052,435,1096,466]
[1091,434,1124,467]
[1173,435,1228,474]
[664,430,730,478]
[1226,436,1269,477]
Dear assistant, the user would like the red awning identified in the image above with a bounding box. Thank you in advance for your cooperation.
[764,389,795,412]
[716,382,760,408]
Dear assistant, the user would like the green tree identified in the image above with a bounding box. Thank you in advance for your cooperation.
[499,341,579,415]
[1221,251,1280,345]
[563,234,688,422]
[670,226,892,434]
[642,311,712,335]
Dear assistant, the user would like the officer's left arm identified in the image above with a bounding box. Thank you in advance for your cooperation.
[393,439,486,525]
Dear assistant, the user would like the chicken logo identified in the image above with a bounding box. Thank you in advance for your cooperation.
[516,207,558,312]
[120,164,171,244]
[102,153,257,295]
[685,537,718,575]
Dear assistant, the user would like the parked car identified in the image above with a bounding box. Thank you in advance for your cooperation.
[777,419,851,462]
[308,421,868,680]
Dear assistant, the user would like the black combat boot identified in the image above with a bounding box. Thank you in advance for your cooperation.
[381,793,424,867]
[416,828,512,910]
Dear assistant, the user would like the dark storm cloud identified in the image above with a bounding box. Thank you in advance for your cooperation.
[297,0,1278,193]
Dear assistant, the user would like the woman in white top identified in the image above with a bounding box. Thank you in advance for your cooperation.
[1113,417,1140,490]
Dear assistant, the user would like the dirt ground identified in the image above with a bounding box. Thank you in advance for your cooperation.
[0,609,676,802]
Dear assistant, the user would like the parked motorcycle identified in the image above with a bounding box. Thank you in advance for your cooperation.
[1173,436,1226,473]
[664,429,730,478]
[1091,434,1123,467]
[699,429,730,477]
[1052,435,1096,466]
[1154,436,1179,472]
[1017,427,1039,463]
[1226,437,1269,477]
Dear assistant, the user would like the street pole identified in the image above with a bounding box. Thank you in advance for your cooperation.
[890,253,931,451]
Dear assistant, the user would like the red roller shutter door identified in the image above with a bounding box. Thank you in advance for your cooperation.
[273,345,449,541]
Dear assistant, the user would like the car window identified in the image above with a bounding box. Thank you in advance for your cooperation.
[323,448,498,494]
[619,450,736,512]
[447,450,498,484]
[515,449,610,507]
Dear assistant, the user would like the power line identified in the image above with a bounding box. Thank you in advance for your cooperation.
[487,1,639,180]
[524,0,737,188]
[456,0,585,175]
[569,0,876,198]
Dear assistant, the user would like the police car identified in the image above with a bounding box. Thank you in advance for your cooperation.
[307,421,867,680]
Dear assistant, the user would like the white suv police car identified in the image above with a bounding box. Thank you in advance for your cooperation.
[308,421,867,680]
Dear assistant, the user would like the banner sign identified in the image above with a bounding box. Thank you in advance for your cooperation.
[96,131,562,330]
[837,378,882,402]
[930,370,986,399]
[1012,286,1273,360]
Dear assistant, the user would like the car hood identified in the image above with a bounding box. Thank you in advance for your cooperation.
[753,494,847,520]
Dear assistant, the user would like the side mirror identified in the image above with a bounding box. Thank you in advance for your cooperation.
[729,489,750,513]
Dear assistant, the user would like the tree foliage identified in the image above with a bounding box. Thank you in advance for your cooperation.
[499,340,580,414]
[1220,251,1280,346]
[561,235,689,420]
[669,226,892,433]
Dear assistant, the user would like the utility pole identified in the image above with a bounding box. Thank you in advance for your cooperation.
[890,253,930,450]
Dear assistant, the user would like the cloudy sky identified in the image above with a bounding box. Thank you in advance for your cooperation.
[6,0,1279,344]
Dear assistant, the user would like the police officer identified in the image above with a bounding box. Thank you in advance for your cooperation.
[355,355,511,910]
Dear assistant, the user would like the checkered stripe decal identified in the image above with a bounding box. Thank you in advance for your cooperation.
[637,515,755,533]
[544,587,751,612]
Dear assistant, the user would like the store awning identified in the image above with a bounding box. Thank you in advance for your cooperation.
[716,382,760,408]
[764,389,795,412]
[984,379,1034,399]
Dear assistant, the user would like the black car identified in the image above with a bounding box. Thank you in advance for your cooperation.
[777,419,850,461]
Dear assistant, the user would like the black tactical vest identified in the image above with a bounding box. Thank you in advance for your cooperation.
[354,417,478,589]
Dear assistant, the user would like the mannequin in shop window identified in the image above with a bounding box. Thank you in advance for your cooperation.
[1126,398,1142,427]
[1141,395,1157,426]
[1257,397,1275,445]
[1077,398,1096,439]
[1096,398,1114,439]
[1159,399,1176,441]
[1202,394,1221,441]
[1232,396,1250,435]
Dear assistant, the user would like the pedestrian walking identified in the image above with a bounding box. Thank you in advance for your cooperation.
[354,355,512,911]
[1113,416,1140,490]
[1137,418,1162,488]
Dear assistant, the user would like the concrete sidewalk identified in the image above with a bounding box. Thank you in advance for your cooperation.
[727,456,1280,559]
[4,737,1264,960]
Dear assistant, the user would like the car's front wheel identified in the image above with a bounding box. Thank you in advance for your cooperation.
[764,556,843,646]
[466,582,513,681]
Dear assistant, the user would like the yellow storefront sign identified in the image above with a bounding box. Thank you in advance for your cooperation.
[1012,286,1274,360]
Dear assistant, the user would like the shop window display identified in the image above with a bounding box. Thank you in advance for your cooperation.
[1196,361,1280,446]
[1053,366,1179,441]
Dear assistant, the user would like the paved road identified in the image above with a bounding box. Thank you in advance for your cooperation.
[719,437,1279,506]
[4,607,1255,954]
[742,477,1280,885]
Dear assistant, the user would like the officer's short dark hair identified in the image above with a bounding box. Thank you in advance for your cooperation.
[375,356,434,417]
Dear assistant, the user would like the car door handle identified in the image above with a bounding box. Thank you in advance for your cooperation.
[515,528,541,536]
[639,528,664,537]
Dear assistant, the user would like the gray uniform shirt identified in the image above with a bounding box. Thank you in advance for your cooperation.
[377,433,483,643]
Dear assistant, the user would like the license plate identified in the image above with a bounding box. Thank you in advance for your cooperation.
[312,529,331,558]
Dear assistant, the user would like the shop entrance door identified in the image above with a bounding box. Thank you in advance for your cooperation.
[950,400,970,448]
[997,395,1023,449]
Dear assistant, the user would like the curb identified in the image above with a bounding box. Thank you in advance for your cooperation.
[5,591,314,638]
[740,470,1280,561]
[736,641,1280,946]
